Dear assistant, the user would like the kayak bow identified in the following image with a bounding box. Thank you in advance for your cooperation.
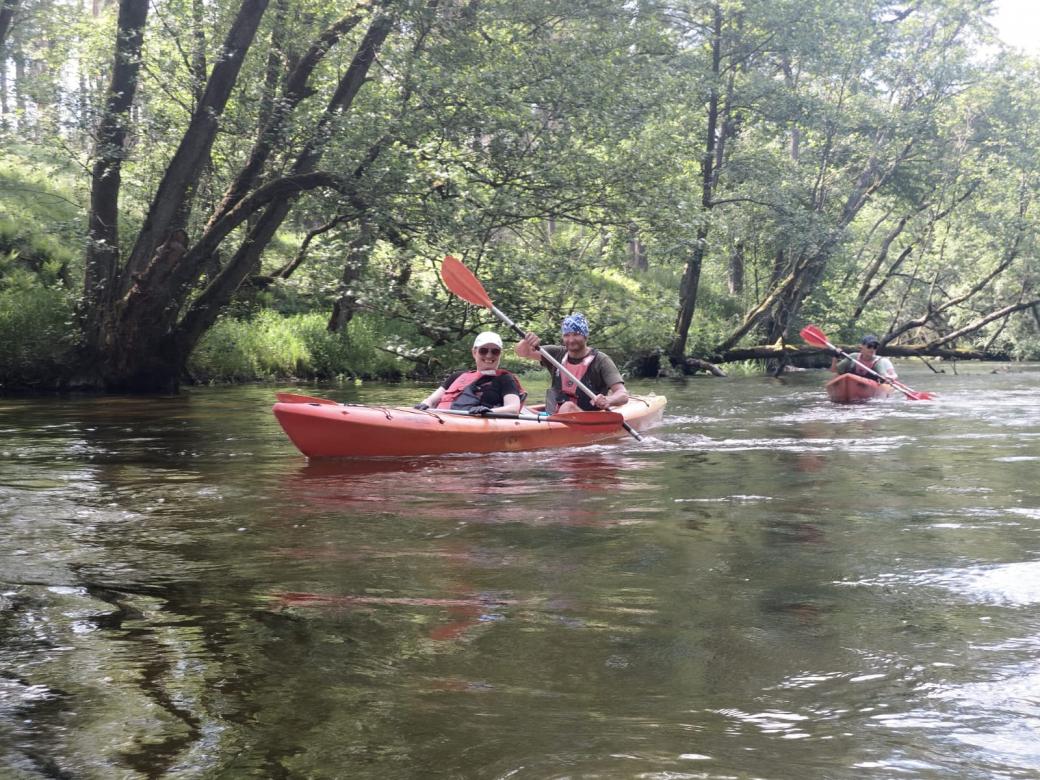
[825,373,892,404]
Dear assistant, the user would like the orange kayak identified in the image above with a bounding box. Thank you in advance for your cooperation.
[825,373,891,404]
[272,393,667,457]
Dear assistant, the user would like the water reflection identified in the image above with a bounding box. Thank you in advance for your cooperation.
[278,450,648,527]
[264,451,658,647]
[2,369,1040,777]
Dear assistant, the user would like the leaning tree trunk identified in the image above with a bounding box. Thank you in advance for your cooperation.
[758,134,910,345]
[670,231,708,360]
[79,0,394,392]
[82,0,147,353]
[172,13,394,360]
[81,0,270,392]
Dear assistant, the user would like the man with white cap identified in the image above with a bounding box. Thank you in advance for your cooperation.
[516,313,629,414]
[414,331,523,415]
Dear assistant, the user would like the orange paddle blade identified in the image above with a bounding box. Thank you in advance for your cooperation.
[440,255,493,309]
[891,382,936,401]
[800,324,831,349]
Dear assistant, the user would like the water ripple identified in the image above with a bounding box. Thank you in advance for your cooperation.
[654,434,911,453]
[841,561,1040,607]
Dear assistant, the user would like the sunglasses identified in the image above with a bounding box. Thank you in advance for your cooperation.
[863,342,879,348]
[477,347,501,356]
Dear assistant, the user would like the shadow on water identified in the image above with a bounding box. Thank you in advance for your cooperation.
[2,369,1040,778]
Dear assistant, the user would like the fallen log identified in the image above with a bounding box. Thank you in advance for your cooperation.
[630,342,1011,379]
[715,343,1010,362]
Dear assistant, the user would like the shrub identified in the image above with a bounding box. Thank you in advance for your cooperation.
[187,311,406,382]
[0,269,76,389]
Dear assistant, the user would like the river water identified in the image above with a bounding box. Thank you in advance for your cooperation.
[1,365,1039,779]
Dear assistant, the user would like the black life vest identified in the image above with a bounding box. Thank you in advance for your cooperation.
[437,369,525,410]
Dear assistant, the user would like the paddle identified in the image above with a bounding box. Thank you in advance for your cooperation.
[276,392,339,405]
[799,325,936,400]
[435,407,623,429]
[275,391,625,430]
[440,254,643,441]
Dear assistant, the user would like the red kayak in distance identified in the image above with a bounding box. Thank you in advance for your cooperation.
[825,373,893,404]
[272,393,667,457]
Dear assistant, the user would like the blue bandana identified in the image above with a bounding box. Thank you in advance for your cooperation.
[561,313,589,337]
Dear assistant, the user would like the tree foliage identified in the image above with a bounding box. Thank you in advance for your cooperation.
[0,0,1038,392]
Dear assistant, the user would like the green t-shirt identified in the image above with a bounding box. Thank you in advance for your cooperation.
[837,352,895,379]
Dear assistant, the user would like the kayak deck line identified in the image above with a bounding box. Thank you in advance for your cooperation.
[275,391,645,423]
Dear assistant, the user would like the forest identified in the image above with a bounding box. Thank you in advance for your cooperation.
[0,0,1038,393]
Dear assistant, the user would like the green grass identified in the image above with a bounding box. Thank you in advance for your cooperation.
[188,311,407,383]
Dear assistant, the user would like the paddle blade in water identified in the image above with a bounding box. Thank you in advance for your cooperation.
[906,392,935,401]
[895,385,937,401]
[441,255,493,309]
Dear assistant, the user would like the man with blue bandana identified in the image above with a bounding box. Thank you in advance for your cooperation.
[516,313,629,414]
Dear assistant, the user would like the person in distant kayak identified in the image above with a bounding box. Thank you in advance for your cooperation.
[831,334,897,381]
[414,331,523,416]
[516,313,629,414]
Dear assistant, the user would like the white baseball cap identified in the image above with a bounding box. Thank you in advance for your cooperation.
[473,331,503,348]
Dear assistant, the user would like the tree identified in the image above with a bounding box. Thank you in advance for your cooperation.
[7,0,1040,391]
[709,0,1020,355]
[0,0,17,53]
[80,0,397,391]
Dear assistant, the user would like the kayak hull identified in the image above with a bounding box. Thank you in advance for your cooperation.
[825,373,891,404]
[273,395,667,457]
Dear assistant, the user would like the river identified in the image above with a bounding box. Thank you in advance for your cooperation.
[1,364,1039,779]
